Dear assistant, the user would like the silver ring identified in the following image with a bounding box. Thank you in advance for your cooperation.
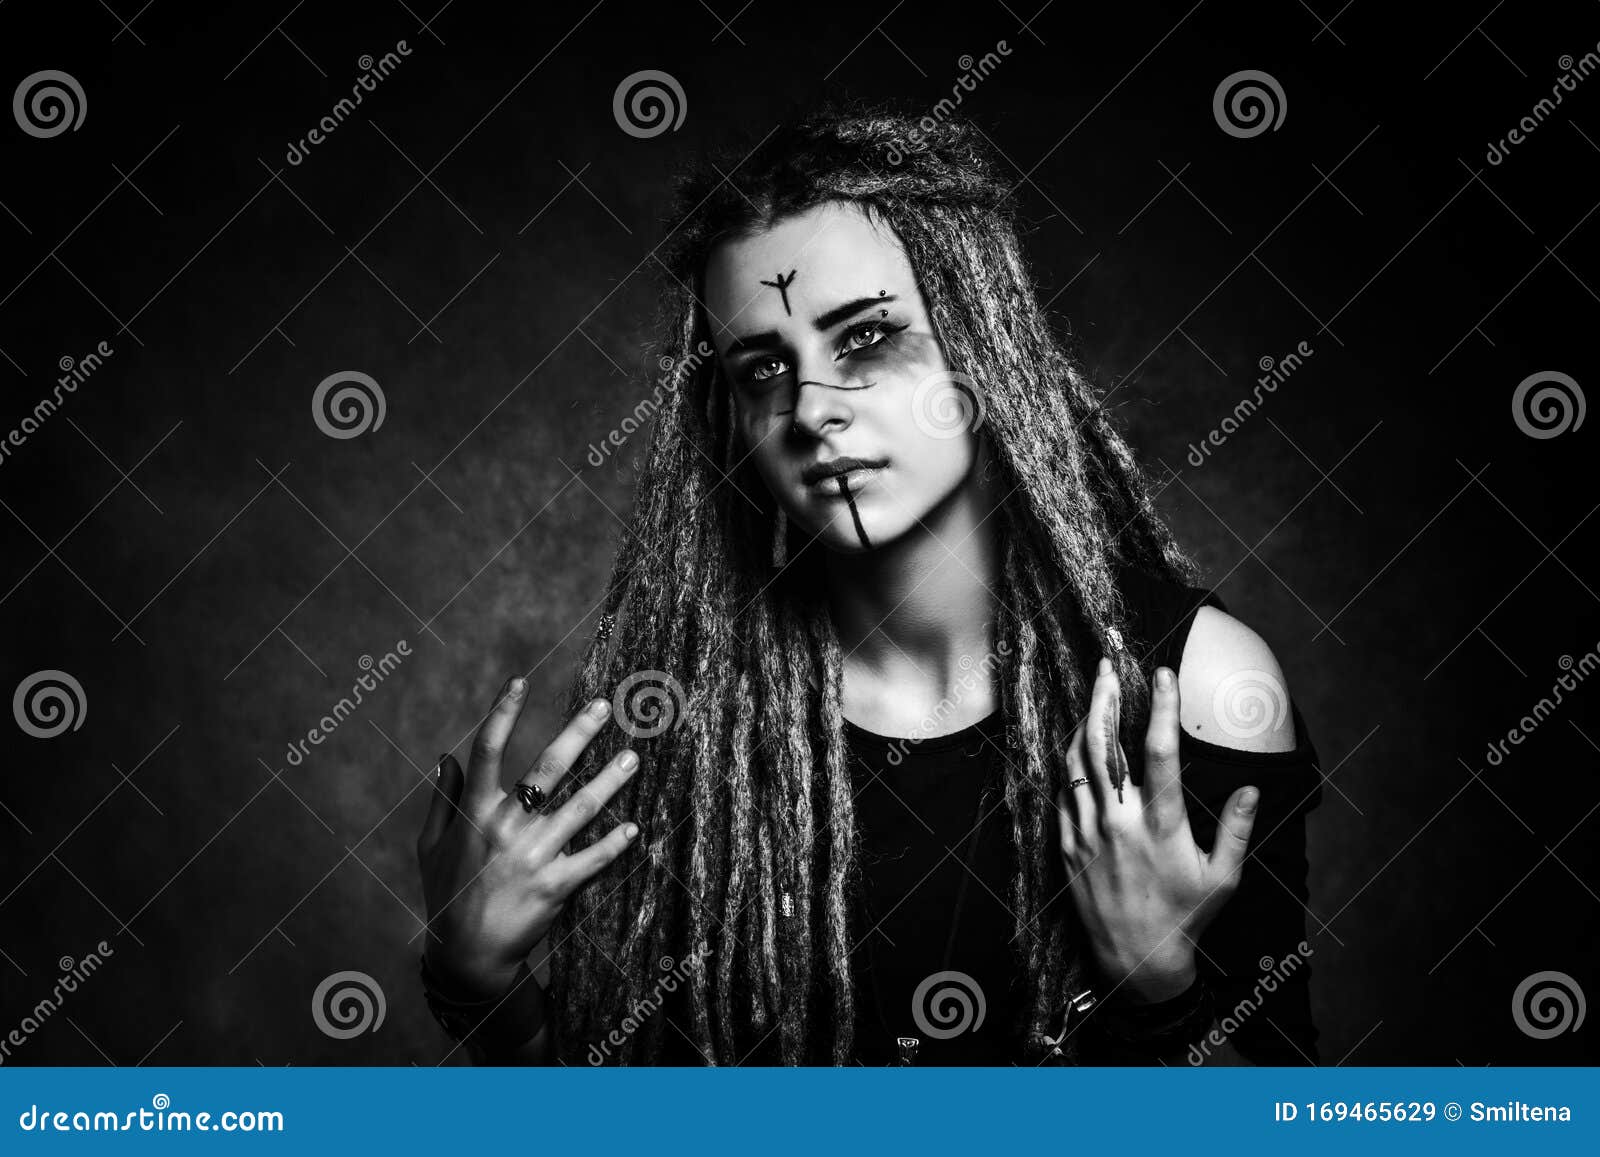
[515,782,547,813]
[1067,776,1091,790]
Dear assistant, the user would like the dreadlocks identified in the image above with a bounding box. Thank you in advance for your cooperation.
[544,99,1196,1066]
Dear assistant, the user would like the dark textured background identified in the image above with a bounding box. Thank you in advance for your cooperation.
[1,1,1596,1066]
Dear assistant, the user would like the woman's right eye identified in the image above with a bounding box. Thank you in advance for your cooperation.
[746,356,789,383]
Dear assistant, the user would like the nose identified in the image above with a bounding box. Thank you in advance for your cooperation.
[789,360,853,439]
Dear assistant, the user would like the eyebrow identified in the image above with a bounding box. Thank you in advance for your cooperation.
[725,294,898,354]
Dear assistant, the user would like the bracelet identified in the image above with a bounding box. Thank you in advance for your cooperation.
[1087,973,1215,1060]
[418,953,548,1054]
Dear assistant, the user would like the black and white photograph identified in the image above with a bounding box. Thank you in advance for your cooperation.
[0,0,1596,1124]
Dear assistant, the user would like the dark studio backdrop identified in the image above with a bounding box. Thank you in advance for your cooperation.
[0,0,1595,1066]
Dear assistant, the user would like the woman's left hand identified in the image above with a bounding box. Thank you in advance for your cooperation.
[1055,658,1260,1002]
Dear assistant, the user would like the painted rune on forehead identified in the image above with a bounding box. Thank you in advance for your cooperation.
[758,268,798,315]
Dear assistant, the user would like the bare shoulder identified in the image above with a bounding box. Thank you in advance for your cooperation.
[1175,605,1298,754]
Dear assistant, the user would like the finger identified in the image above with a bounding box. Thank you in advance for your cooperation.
[1062,721,1096,838]
[418,753,463,854]
[1142,667,1187,834]
[513,697,613,799]
[543,820,641,894]
[1207,785,1260,883]
[1083,657,1131,812]
[464,675,527,813]
[533,748,642,855]
[1055,788,1079,860]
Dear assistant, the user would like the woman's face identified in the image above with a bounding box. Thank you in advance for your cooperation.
[704,200,986,556]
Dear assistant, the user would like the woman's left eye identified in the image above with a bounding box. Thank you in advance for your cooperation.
[838,321,902,357]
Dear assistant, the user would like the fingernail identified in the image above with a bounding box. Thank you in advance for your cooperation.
[624,823,640,840]
[1097,657,1112,676]
[619,750,639,771]
[1238,788,1259,815]
[589,698,611,719]
[1155,667,1174,690]
[509,676,526,697]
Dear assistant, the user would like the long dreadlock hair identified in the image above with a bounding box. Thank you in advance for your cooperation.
[544,100,1197,1066]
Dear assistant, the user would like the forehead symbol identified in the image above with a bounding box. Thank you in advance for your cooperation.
[758,268,798,315]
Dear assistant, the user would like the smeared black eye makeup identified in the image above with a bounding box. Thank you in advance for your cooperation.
[834,318,907,361]
[724,292,909,392]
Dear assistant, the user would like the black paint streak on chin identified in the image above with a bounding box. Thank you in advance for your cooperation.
[838,475,871,548]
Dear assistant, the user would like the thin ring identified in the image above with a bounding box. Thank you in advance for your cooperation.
[514,782,547,813]
[1067,777,1091,790]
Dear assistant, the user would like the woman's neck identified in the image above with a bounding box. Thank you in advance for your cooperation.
[825,459,1004,733]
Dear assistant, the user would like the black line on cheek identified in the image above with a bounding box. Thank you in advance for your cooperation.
[837,475,871,549]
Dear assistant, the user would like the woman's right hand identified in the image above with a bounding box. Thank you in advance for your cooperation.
[415,675,642,998]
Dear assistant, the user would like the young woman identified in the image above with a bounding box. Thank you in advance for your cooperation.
[413,104,1324,1067]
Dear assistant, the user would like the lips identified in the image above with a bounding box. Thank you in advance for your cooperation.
[800,457,886,496]
[800,456,887,486]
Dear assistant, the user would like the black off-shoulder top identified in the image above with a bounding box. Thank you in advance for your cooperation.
[651,569,1324,1066]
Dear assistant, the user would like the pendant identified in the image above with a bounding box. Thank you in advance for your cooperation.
[1043,988,1099,1058]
